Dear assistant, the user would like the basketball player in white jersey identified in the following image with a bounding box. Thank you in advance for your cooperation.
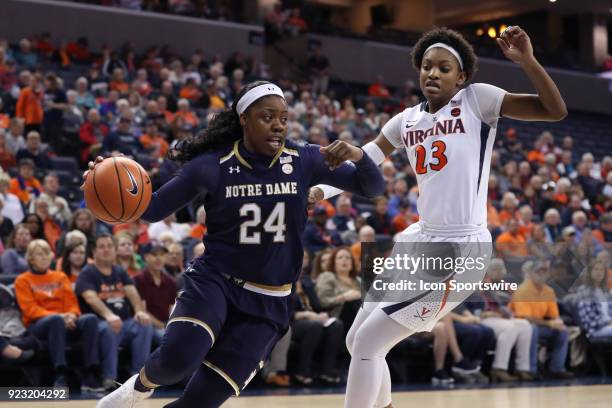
[311,26,567,408]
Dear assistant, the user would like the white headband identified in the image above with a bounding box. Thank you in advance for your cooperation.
[424,42,464,70]
[236,83,285,115]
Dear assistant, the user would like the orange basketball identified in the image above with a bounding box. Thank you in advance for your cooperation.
[84,157,152,224]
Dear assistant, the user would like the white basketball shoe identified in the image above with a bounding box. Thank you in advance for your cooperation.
[96,374,154,408]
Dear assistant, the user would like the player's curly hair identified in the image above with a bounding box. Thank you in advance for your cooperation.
[411,27,478,81]
[170,80,276,163]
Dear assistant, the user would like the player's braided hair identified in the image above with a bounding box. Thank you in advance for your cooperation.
[411,27,477,81]
[169,80,274,163]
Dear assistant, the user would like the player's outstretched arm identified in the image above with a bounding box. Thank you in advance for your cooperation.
[309,134,395,205]
[497,26,567,122]
[140,155,218,222]
[82,155,215,223]
[310,141,386,199]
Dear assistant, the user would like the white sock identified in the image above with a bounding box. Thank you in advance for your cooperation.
[344,308,413,408]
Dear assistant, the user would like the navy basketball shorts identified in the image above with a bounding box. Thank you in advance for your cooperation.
[168,266,288,395]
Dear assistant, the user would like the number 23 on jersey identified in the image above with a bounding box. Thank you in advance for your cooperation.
[414,140,448,175]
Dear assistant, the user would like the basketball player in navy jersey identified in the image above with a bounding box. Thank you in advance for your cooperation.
[95,81,385,407]
[312,26,567,407]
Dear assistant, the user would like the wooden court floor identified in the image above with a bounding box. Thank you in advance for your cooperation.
[5,384,612,408]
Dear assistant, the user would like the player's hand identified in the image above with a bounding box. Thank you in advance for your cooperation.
[320,140,363,170]
[307,187,324,211]
[106,313,123,333]
[80,156,104,191]
[135,311,151,326]
[317,312,330,323]
[497,26,534,65]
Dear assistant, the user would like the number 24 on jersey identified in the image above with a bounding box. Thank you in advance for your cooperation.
[239,202,286,244]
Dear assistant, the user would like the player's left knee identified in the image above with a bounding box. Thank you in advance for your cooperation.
[351,330,385,359]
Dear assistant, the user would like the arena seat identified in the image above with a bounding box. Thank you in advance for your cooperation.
[50,156,80,174]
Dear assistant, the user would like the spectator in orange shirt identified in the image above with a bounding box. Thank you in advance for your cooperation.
[391,199,418,233]
[509,260,573,378]
[112,220,149,248]
[15,239,104,390]
[15,75,44,134]
[552,177,571,206]
[189,205,207,240]
[527,138,546,165]
[109,68,129,95]
[307,184,337,218]
[9,159,43,206]
[203,82,226,112]
[518,205,534,238]
[592,213,612,246]
[66,37,91,62]
[174,98,200,128]
[179,78,201,103]
[286,8,308,35]
[368,75,391,99]
[131,68,152,97]
[0,99,10,129]
[34,32,55,58]
[139,120,169,160]
[495,219,528,258]
[498,192,519,227]
[487,199,502,232]
[156,96,174,124]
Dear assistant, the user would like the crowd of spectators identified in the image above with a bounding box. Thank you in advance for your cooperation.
[0,29,610,394]
[61,0,240,22]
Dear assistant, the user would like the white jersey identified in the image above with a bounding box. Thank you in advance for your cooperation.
[382,83,506,226]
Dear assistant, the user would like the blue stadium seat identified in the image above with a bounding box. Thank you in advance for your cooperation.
[50,156,80,174]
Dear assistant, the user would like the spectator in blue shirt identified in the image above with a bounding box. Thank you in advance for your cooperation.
[103,115,143,156]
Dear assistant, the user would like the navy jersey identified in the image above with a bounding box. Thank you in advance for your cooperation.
[142,140,384,285]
